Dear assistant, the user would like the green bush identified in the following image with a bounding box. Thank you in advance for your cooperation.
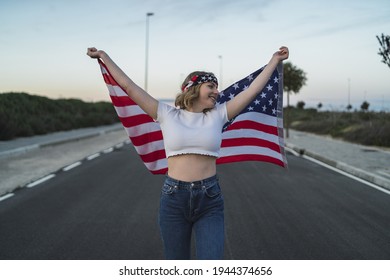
[286,107,390,147]
[0,92,119,140]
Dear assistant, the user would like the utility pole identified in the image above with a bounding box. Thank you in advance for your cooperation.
[218,55,223,90]
[144,12,154,91]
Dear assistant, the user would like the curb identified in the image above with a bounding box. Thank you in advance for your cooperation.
[0,124,123,158]
[286,143,390,191]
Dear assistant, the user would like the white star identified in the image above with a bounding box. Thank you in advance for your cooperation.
[261,92,267,98]
[272,108,276,115]
[219,92,225,97]
[233,83,239,90]
[248,106,254,111]
[266,84,273,91]
[268,99,273,106]
[229,93,235,99]
[242,85,249,91]
[274,77,279,83]
[254,99,260,105]
[247,74,253,81]
[262,105,267,112]
[274,93,278,99]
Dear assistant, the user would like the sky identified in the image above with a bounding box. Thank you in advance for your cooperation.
[1,0,389,111]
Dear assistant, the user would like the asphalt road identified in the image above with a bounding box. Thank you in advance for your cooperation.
[1,144,390,260]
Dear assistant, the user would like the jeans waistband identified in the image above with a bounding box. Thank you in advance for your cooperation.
[165,174,218,188]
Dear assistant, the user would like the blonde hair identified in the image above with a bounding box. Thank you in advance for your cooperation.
[175,71,216,111]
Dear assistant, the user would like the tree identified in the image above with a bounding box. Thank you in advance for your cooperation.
[283,62,307,137]
[360,101,370,111]
[297,101,305,109]
[376,33,390,68]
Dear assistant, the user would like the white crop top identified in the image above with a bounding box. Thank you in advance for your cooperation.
[157,102,229,158]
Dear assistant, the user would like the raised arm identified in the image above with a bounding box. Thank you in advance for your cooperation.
[87,47,158,120]
[226,46,289,120]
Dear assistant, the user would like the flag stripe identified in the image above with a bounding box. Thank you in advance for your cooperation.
[221,137,281,153]
[102,72,120,87]
[118,114,155,128]
[217,154,285,167]
[110,95,137,107]
[130,130,163,146]
[222,129,279,145]
[124,122,162,138]
[139,149,166,163]
[114,104,145,118]
[224,120,278,135]
[133,139,165,156]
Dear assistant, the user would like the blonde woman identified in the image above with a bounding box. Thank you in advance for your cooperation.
[87,46,289,259]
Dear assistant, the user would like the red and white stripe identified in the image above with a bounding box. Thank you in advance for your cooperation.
[218,112,286,167]
[100,60,167,174]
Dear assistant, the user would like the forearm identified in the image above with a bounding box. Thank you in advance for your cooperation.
[226,56,280,120]
[93,49,158,119]
[248,56,279,94]
[99,51,142,95]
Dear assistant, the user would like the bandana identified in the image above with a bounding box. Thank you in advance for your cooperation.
[182,74,218,92]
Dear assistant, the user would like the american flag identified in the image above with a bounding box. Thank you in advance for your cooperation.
[98,59,287,175]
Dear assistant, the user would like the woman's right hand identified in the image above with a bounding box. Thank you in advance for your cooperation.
[87,47,103,59]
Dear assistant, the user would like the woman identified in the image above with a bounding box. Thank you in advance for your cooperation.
[87,46,289,259]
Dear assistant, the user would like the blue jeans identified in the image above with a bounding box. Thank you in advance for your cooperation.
[158,174,224,260]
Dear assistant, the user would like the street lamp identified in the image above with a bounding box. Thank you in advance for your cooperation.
[145,12,154,91]
[218,55,223,90]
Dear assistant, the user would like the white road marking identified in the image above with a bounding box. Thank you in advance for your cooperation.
[26,174,56,188]
[0,193,15,202]
[115,143,124,149]
[87,153,100,160]
[103,147,114,153]
[63,161,82,171]
[302,154,390,196]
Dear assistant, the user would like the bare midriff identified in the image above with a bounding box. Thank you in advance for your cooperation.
[167,154,217,182]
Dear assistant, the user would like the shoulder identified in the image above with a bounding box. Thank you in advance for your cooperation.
[214,103,228,122]
[157,101,177,122]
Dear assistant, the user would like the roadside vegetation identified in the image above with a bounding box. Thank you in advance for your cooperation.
[1,92,389,148]
[0,92,119,140]
[285,106,390,148]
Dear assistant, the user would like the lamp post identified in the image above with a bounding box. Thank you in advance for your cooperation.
[218,55,223,90]
[145,12,154,91]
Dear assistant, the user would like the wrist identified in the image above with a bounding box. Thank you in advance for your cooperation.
[98,50,108,59]
[269,56,280,66]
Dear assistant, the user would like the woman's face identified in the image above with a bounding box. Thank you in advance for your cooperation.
[196,82,219,110]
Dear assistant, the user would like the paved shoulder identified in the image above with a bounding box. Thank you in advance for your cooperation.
[285,129,390,190]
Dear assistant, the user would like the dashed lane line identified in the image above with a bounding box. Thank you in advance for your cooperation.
[0,141,128,203]
[63,161,82,172]
[87,153,101,160]
[26,174,56,188]
[0,193,15,202]
[103,147,114,153]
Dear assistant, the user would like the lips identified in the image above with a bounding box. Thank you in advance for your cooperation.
[209,95,217,103]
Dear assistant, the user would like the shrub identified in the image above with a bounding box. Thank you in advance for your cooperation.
[0,92,119,140]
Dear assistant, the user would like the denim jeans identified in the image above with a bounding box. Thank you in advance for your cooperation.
[158,174,224,260]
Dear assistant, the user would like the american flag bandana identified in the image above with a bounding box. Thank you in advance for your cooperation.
[98,59,287,174]
[182,73,218,92]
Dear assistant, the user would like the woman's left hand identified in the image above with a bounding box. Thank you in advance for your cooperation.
[273,46,289,61]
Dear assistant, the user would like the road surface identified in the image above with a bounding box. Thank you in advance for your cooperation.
[1,144,389,259]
